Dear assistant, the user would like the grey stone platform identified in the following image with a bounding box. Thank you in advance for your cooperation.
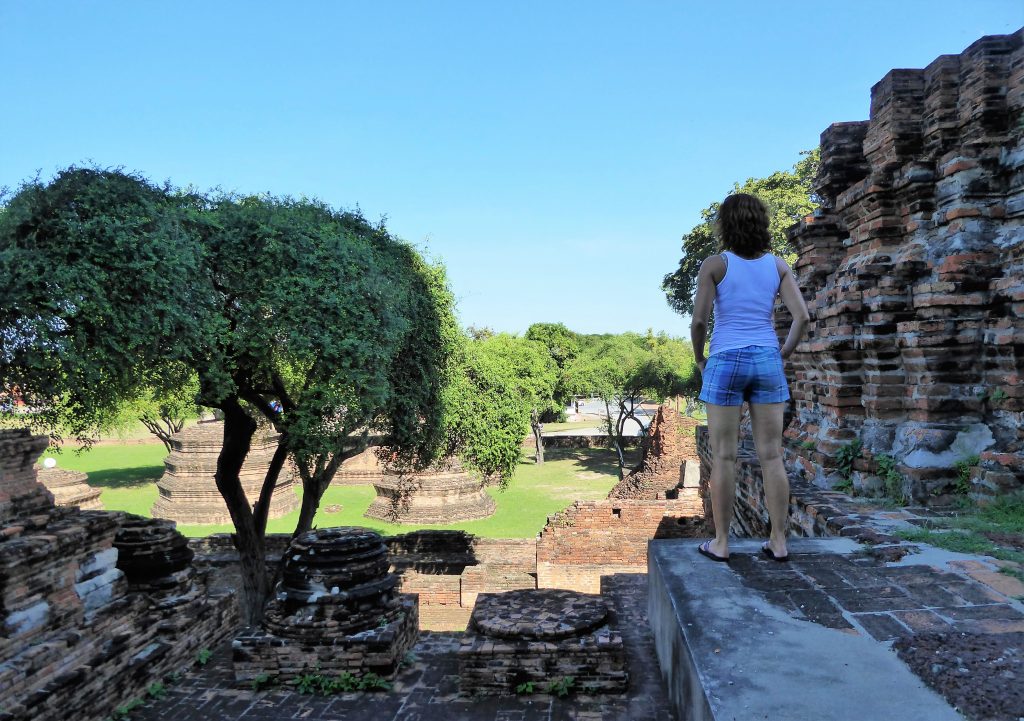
[647,538,963,721]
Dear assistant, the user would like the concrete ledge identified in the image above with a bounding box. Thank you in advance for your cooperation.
[647,538,962,721]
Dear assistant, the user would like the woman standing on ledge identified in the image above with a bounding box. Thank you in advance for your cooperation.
[691,193,809,563]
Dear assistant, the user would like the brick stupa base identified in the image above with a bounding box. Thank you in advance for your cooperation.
[151,420,299,525]
[364,459,495,524]
[233,527,419,686]
[458,589,628,695]
[36,467,103,510]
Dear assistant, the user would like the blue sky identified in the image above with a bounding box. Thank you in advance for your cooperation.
[2,2,1021,335]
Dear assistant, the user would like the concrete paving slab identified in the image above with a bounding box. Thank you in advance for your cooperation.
[648,538,964,721]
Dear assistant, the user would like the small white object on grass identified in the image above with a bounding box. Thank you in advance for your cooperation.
[43,457,57,469]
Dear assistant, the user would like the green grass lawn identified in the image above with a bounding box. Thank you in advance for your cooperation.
[46,442,627,538]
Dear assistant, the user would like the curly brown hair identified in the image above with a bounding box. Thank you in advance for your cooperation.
[716,193,771,257]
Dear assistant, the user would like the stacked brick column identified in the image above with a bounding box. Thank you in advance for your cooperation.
[783,29,1024,504]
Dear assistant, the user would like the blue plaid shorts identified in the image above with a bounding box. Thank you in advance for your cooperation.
[698,345,790,406]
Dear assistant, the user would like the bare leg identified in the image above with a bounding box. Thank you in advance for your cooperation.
[749,402,789,557]
[705,402,743,558]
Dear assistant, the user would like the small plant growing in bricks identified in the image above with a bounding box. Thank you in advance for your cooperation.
[551,511,574,528]
[832,476,854,495]
[875,454,906,505]
[953,455,981,495]
[515,681,536,695]
[835,439,862,479]
[110,699,145,720]
[195,648,213,667]
[352,672,392,691]
[146,682,165,700]
[297,671,391,695]
[545,676,576,698]
[251,674,274,692]
[979,387,1009,406]
[297,672,324,695]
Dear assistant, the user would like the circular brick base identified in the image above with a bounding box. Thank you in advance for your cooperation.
[471,589,609,640]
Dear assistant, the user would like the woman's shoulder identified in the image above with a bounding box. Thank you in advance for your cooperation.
[773,254,792,278]
[699,253,727,283]
[700,253,727,270]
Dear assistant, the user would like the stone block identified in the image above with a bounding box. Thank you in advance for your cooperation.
[457,589,627,695]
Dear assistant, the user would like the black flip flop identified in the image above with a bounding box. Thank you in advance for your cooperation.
[698,540,729,563]
[761,543,789,562]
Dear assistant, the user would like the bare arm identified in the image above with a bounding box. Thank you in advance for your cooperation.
[776,257,810,358]
[690,256,723,372]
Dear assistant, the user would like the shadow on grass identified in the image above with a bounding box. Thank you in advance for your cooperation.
[519,447,642,478]
[86,465,163,488]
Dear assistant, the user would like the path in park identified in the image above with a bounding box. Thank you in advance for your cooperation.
[543,399,659,437]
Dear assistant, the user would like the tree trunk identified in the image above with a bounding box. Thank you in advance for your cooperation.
[294,484,320,538]
[291,446,354,538]
[613,439,626,479]
[140,417,175,453]
[603,399,625,480]
[531,409,544,464]
[214,398,270,627]
[253,440,290,537]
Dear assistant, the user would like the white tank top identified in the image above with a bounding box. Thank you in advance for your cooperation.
[709,251,782,356]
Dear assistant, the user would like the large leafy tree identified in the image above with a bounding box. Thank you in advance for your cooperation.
[103,377,204,451]
[524,322,581,413]
[0,169,214,445]
[662,149,819,317]
[443,333,557,475]
[0,168,459,624]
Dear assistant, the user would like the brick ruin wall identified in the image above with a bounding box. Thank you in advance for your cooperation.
[778,30,1024,506]
[608,405,701,499]
[187,404,709,628]
[0,430,237,721]
[698,425,836,538]
[190,491,706,630]
[536,498,704,593]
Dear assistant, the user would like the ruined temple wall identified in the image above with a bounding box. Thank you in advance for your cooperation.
[191,532,538,632]
[784,29,1024,504]
[536,498,704,593]
[0,430,237,721]
[192,496,708,629]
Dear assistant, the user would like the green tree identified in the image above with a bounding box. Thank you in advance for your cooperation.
[524,322,581,414]
[444,334,557,473]
[466,325,495,340]
[0,168,459,624]
[0,168,213,447]
[103,376,204,451]
[564,334,694,478]
[662,149,819,317]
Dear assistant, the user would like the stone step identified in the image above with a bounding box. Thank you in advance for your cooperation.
[647,538,962,721]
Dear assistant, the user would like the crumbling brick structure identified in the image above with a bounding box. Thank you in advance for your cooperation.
[536,499,704,593]
[783,29,1024,504]
[363,457,495,524]
[151,420,299,525]
[36,466,103,510]
[0,429,236,721]
[608,404,701,500]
